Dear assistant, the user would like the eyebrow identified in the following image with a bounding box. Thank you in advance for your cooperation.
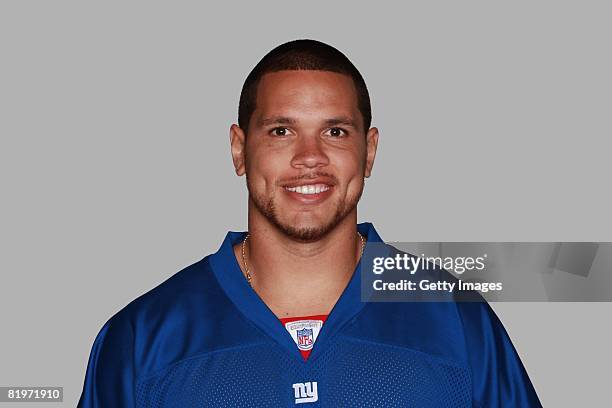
[258,116,297,126]
[257,116,359,129]
[324,117,358,128]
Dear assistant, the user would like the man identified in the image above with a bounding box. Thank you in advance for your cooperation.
[78,39,541,407]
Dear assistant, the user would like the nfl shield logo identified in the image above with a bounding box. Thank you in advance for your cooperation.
[296,328,314,350]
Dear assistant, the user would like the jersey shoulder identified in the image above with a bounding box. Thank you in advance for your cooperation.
[92,255,266,381]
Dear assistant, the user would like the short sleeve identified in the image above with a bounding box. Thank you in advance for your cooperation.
[457,302,542,407]
[77,313,135,407]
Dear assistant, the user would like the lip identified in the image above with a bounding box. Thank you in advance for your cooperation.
[283,186,334,204]
[282,182,334,204]
[282,177,336,189]
[280,175,337,204]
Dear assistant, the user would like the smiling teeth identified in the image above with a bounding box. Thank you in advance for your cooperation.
[286,184,330,195]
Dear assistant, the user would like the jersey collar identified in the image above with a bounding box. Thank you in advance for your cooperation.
[209,222,384,363]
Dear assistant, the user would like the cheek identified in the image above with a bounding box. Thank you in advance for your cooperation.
[331,150,365,182]
[246,148,287,188]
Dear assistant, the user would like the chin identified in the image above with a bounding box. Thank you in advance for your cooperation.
[249,183,359,241]
[276,212,349,242]
[277,223,334,242]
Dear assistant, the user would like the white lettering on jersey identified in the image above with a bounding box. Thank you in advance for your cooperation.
[292,381,318,404]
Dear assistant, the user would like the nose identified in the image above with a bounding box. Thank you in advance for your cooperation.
[290,135,330,169]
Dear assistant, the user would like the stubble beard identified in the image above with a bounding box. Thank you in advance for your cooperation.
[246,175,364,242]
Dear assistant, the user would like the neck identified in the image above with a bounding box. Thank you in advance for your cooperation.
[234,208,363,318]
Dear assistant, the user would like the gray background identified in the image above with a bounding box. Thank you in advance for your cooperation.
[1,1,610,406]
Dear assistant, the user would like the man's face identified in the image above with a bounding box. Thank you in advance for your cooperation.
[231,70,378,241]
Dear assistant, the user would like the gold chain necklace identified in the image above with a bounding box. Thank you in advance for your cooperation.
[241,232,366,288]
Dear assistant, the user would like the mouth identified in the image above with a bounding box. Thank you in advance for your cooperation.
[281,179,335,203]
[284,184,331,195]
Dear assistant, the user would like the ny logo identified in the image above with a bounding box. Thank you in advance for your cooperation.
[292,381,318,404]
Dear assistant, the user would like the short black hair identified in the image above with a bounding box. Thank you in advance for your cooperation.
[238,39,372,132]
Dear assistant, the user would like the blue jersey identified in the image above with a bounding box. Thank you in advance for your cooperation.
[78,223,541,407]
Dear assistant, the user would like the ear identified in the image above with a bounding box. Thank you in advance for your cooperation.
[364,126,379,178]
[229,124,247,176]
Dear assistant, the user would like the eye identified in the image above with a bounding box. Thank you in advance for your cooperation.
[270,127,292,137]
[324,127,348,138]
